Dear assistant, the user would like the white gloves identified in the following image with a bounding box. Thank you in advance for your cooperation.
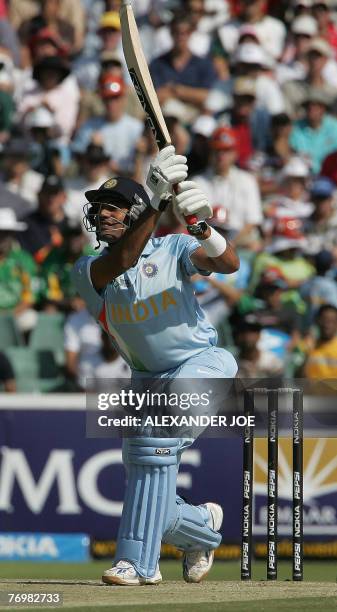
[173,181,213,225]
[146,145,188,210]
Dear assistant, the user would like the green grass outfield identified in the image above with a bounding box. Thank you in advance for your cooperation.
[0,560,336,611]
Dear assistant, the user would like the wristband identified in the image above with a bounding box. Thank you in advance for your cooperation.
[197,227,227,257]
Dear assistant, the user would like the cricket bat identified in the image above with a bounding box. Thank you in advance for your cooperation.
[120,0,197,225]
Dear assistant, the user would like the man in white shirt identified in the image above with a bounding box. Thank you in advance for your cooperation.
[194,126,263,246]
[217,0,286,59]
[64,306,102,390]
[72,74,144,175]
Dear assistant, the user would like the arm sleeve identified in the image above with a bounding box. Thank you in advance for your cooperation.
[71,256,104,319]
[176,234,211,277]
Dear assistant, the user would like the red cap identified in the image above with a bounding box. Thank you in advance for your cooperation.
[99,74,126,99]
[210,126,237,151]
[29,27,68,57]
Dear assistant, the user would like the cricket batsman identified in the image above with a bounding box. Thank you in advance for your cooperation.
[72,145,239,586]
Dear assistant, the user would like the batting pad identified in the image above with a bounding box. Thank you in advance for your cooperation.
[115,437,179,578]
[163,496,222,552]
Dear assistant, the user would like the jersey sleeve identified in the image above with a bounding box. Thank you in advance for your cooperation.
[71,256,104,319]
[176,234,211,278]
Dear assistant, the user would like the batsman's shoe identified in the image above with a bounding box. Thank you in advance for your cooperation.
[183,502,223,584]
[102,560,162,586]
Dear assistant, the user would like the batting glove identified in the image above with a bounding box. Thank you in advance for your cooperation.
[173,181,213,225]
[147,145,188,210]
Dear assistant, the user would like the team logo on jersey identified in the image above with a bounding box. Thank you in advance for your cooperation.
[142,262,158,278]
[103,178,117,189]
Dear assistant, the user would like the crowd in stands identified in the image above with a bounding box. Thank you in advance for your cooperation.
[0,0,337,391]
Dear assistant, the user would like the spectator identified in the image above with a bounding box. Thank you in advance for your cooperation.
[283,38,337,116]
[10,0,85,54]
[206,76,272,163]
[90,330,131,391]
[150,13,217,124]
[24,105,63,176]
[19,175,67,264]
[264,156,313,222]
[234,315,284,378]
[18,55,80,146]
[0,137,43,211]
[73,11,126,92]
[250,220,315,290]
[65,143,111,246]
[0,351,16,392]
[217,0,287,59]
[0,51,16,144]
[233,43,286,115]
[304,176,337,252]
[312,0,337,57]
[290,87,337,173]
[304,304,337,377]
[64,306,102,390]
[301,250,337,324]
[0,208,38,332]
[40,222,95,312]
[18,0,75,60]
[278,15,318,84]
[194,126,263,247]
[73,74,144,175]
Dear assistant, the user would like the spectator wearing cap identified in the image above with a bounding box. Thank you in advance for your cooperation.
[18,55,80,146]
[304,176,337,252]
[233,316,284,378]
[290,87,337,173]
[303,304,337,378]
[194,126,263,247]
[40,221,95,312]
[65,143,111,246]
[283,38,337,116]
[75,52,143,131]
[278,15,318,84]
[0,351,16,392]
[232,43,286,115]
[187,114,217,176]
[72,73,143,176]
[152,0,214,60]
[149,13,217,124]
[73,11,127,93]
[10,0,85,55]
[0,137,43,211]
[216,0,286,59]
[250,217,315,290]
[301,250,337,324]
[264,156,314,223]
[226,76,271,165]
[18,0,75,61]
[24,105,62,176]
[312,0,337,57]
[0,208,38,332]
[19,175,68,264]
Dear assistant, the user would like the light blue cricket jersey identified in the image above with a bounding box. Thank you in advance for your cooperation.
[72,234,217,373]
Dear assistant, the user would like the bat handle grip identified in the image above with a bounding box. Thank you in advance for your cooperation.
[173,183,198,226]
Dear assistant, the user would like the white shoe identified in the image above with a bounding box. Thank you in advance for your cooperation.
[183,502,223,584]
[102,560,162,586]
